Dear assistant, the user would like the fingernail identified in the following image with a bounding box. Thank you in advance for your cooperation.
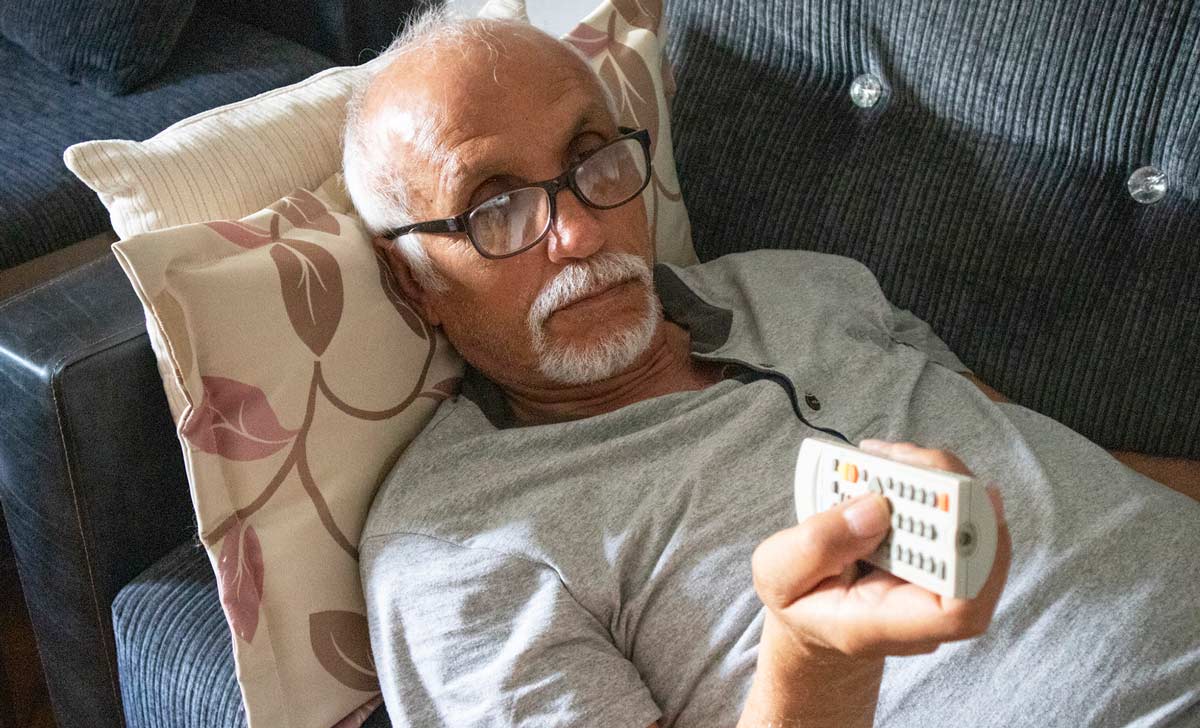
[843,495,890,538]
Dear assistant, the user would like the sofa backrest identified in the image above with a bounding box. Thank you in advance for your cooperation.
[664,0,1200,457]
[197,0,424,65]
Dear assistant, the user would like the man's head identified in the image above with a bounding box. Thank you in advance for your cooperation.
[343,11,662,389]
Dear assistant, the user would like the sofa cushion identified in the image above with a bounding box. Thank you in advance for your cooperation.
[113,538,393,727]
[663,0,1200,458]
[0,13,332,270]
[0,0,197,96]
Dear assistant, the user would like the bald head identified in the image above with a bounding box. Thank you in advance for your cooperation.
[342,12,618,288]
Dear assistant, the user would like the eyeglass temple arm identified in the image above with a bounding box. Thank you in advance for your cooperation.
[382,217,464,240]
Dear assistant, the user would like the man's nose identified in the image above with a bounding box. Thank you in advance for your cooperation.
[545,190,606,263]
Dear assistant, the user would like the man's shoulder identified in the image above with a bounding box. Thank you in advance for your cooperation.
[660,249,880,302]
[361,395,496,542]
[657,249,888,334]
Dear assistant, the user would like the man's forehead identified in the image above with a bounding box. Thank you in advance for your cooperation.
[435,94,612,190]
[366,31,612,207]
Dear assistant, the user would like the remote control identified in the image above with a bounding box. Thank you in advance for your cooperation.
[794,437,998,599]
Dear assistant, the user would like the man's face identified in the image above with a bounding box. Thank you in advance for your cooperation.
[368,26,659,390]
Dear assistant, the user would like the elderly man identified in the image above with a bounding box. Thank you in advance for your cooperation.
[345,11,1200,728]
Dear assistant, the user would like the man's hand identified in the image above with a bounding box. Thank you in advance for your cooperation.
[738,442,1012,728]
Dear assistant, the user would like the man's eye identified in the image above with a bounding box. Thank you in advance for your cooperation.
[570,134,607,163]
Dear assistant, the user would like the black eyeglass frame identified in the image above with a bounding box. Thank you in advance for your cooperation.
[380,127,652,260]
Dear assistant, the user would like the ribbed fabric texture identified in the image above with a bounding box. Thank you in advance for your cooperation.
[664,0,1200,457]
[113,538,249,728]
[114,540,394,727]
[0,0,197,95]
[0,14,331,269]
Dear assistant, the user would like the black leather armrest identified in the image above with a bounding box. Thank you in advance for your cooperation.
[0,254,195,728]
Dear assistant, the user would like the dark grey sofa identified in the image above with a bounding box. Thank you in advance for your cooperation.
[1,0,1197,726]
[0,1,417,726]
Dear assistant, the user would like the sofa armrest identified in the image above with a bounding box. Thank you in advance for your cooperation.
[196,0,431,65]
[0,254,195,728]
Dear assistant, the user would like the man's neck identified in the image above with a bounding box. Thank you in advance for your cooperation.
[500,320,727,426]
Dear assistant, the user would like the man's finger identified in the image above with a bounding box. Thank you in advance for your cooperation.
[752,493,891,610]
[859,439,971,477]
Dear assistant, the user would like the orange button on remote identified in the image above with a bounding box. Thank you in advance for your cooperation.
[936,493,949,511]
[844,464,859,483]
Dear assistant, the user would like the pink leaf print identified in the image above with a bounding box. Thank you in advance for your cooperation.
[310,611,378,692]
[612,0,663,32]
[270,240,344,357]
[182,376,298,460]
[218,523,265,643]
[564,21,610,58]
[270,188,340,236]
[205,219,276,249]
[374,250,426,340]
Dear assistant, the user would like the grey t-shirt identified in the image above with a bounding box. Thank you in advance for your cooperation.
[360,250,1200,727]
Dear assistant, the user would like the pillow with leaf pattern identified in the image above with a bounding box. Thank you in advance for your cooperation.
[113,173,463,728]
[100,1,690,726]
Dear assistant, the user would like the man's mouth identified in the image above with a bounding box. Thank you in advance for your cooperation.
[558,279,635,312]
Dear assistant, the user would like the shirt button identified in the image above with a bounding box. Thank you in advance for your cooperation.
[804,392,822,410]
[850,73,883,108]
[1127,166,1167,204]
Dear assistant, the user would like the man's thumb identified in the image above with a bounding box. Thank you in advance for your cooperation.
[751,494,891,610]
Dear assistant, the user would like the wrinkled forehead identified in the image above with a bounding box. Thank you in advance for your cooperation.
[362,24,612,206]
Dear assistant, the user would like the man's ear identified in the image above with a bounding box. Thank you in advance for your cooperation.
[373,236,442,326]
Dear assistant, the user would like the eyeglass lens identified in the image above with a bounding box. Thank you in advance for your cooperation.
[465,137,649,257]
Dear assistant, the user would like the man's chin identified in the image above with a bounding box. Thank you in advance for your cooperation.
[534,316,660,386]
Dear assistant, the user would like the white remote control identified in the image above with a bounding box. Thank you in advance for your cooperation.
[794,437,998,599]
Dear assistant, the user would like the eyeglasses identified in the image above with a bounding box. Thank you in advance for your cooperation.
[381,127,652,259]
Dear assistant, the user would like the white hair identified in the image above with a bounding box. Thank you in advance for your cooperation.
[526,252,660,384]
[341,6,619,292]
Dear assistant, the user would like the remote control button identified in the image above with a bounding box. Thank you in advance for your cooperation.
[937,492,950,511]
[917,521,927,537]
[916,487,926,503]
[927,524,937,541]
[869,477,883,495]
[939,562,947,579]
[832,480,839,494]
[862,469,869,481]
[886,477,896,492]
[926,558,938,574]
[832,458,839,471]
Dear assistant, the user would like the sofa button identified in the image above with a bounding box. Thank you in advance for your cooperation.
[850,73,883,108]
[1127,166,1167,204]
[804,392,822,410]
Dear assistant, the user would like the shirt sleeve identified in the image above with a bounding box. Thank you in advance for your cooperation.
[886,302,972,374]
[361,532,662,728]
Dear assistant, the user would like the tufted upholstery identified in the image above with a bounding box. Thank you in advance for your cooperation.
[664,0,1200,457]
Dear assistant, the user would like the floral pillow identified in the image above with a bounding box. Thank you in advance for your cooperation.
[82,1,691,727]
[113,174,463,728]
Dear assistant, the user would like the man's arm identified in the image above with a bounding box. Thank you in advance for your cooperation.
[737,442,1012,728]
[960,373,1200,501]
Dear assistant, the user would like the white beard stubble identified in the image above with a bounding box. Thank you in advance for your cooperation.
[526,252,662,385]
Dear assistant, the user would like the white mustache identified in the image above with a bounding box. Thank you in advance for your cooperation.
[527,253,653,329]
